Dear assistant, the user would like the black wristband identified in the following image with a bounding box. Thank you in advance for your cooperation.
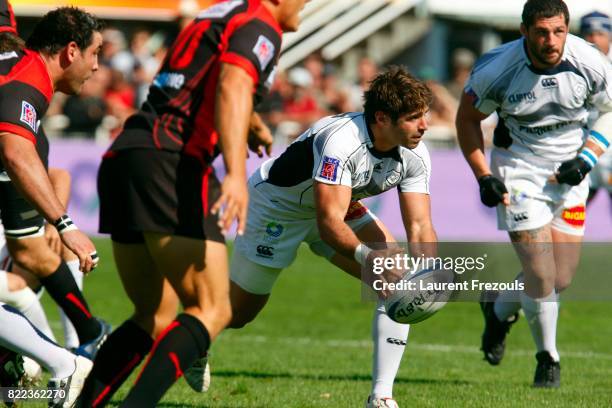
[53,214,78,234]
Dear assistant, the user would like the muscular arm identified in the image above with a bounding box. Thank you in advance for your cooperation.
[48,167,71,208]
[399,191,437,257]
[0,133,65,222]
[314,181,361,259]
[212,62,255,233]
[216,63,254,179]
[456,92,493,179]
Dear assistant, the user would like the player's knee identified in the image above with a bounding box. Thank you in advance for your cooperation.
[227,303,257,329]
[10,244,59,276]
[555,275,573,292]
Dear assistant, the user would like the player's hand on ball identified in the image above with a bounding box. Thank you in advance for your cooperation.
[478,175,509,207]
[367,246,406,299]
[60,230,98,273]
[212,173,249,235]
[553,157,591,186]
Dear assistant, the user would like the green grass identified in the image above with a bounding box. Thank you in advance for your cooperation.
[36,239,612,407]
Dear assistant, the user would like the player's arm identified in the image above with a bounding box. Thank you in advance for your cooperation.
[46,167,71,254]
[0,134,97,272]
[0,134,66,222]
[456,91,509,207]
[554,111,612,185]
[313,182,362,260]
[212,62,254,235]
[399,191,437,258]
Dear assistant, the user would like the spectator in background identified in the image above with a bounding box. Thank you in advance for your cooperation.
[348,56,378,110]
[418,67,458,145]
[446,48,476,100]
[105,68,136,137]
[101,28,135,81]
[282,67,321,134]
[320,63,352,114]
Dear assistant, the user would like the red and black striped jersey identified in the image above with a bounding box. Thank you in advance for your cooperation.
[0,49,52,169]
[109,0,283,163]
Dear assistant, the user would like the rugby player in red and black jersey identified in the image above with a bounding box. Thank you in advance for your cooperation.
[78,1,308,406]
[0,6,111,359]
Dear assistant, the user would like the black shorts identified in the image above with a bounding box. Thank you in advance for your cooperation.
[98,148,223,244]
[0,179,45,239]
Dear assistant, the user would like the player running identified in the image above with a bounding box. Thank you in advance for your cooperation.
[78,1,308,406]
[221,66,435,408]
[457,0,612,388]
[0,3,109,360]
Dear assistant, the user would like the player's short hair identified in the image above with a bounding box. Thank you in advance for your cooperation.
[363,66,432,125]
[26,7,103,54]
[522,0,570,28]
[0,32,24,53]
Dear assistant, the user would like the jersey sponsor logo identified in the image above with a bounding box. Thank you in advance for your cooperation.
[20,101,38,132]
[153,72,185,90]
[256,245,274,258]
[265,222,284,238]
[252,35,275,70]
[561,205,585,227]
[510,188,528,205]
[0,51,17,61]
[508,91,536,104]
[320,156,340,182]
[518,120,576,136]
[344,201,368,221]
[198,0,243,19]
[541,78,558,88]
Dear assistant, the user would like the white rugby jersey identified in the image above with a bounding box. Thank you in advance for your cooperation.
[466,34,612,161]
[252,112,431,218]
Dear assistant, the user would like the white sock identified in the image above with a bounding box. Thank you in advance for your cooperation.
[0,271,56,342]
[494,272,523,321]
[59,260,82,349]
[0,303,75,378]
[371,300,410,398]
[520,290,560,361]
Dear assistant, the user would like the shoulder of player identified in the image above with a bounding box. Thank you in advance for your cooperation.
[564,34,610,71]
[312,113,366,159]
[0,50,53,101]
[400,142,431,171]
[471,39,523,79]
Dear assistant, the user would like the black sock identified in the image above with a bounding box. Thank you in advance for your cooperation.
[40,262,100,343]
[77,320,153,408]
[120,314,211,407]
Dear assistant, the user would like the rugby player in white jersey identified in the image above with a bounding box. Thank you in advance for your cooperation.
[457,0,612,388]
[579,11,612,202]
[223,67,434,408]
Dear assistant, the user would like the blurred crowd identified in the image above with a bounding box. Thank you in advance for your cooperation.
[44,23,481,148]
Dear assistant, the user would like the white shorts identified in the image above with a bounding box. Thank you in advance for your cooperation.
[231,181,377,295]
[491,148,588,236]
[588,149,612,192]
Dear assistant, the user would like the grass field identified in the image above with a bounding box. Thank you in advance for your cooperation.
[37,239,612,407]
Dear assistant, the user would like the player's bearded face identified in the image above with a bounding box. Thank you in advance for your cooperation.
[393,110,428,149]
[522,15,568,68]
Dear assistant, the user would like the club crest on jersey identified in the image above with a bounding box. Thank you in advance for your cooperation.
[252,35,275,70]
[320,156,340,181]
[20,101,38,132]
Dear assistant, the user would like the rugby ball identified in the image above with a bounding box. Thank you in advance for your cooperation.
[384,267,454,324]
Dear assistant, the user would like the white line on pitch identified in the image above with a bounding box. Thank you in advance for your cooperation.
[220,334,612,361]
